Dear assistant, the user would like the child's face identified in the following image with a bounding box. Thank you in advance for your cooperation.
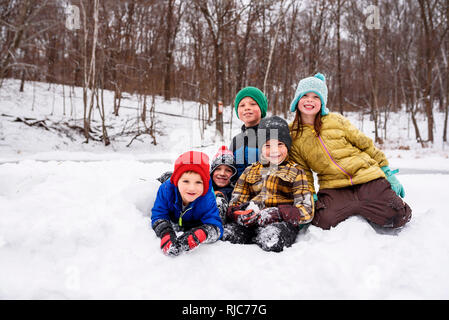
[177,172,204,205]
[261,140,288,165]
[212,165,233,188]
[298,92,321,117]
[237,97,261,127]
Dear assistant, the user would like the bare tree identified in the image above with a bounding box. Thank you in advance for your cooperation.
[0,0,50,87]
[163,0,184,101]
[417,0,449,142]
[193,0,235,139]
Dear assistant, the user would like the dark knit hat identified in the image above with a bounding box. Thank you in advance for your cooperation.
[210,146,237,178]
[234,86,268,119]
[170,151,210,196]
[257,116,292,151]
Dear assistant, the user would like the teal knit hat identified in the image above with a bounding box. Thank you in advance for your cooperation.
[289,73,329,116]
[234,86,267,119]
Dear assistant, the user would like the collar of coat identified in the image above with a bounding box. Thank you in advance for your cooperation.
[241,123,259,132]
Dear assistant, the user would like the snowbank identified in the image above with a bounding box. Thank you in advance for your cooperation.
[1,160,448,299]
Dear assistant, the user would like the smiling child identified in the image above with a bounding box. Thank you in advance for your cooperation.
[151,151,223,256]
[225,116,314,252]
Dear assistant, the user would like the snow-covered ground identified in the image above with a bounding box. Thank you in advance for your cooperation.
[1,79,449,299]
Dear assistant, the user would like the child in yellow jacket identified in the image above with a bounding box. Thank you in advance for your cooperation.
[289,73,411,230]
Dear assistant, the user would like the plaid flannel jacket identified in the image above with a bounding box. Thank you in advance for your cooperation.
[229,159,314,224]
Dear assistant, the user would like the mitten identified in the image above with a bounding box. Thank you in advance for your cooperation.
[234,209,259,226]
[278,205,302,227]
[157,171,173,184]
[177,227,207,252]
[160,231,180,256]
[153,219,179,256]
[215,192,228,224]
[215,190,226,198]
[381,166,405,198]
[227,202,249,222]
[257,207,282,227]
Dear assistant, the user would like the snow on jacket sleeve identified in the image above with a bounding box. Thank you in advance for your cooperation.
[199,182,224,240]
[340,114,389,168]
[290,165,314,224]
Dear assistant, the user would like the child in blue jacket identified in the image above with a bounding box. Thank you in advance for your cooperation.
[151,151,223,256]
[230,86,268,179]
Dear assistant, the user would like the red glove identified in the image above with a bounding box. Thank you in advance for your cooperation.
[278,205,302,227]
[178,227,207,252]
[257,207,282,227]
[160,231,180,256]
[228,202,259,226]
[234,209,259,226]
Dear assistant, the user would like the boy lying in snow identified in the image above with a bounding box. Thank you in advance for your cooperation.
[224,116,314,252]
[151,151,223,256]
[156,145,238,226]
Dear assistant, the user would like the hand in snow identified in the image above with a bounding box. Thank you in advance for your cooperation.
[215,193,228,224]
[257,207,282,227]
[234,209,259,227]
[160,231,180,257]
[278,205,302,227]
[381,166,405,198]
[228,202,258,226]
[177,227,207,252]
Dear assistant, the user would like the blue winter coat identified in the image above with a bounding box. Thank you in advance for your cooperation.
[151,180,223,238]
[230,124,260,179]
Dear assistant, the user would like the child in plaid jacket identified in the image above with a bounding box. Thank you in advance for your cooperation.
[224,116,314,252]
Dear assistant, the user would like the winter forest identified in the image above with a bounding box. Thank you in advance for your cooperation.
[1,0,448,145]
[1,0,449,300]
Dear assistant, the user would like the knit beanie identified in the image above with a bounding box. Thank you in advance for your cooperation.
[289,73,329,115]
[258,116,292,151]
[210,146,237,178]
[234,86,268,119]
[170,151,210,196]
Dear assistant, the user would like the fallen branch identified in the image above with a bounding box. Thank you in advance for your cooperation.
[13,117,50,131]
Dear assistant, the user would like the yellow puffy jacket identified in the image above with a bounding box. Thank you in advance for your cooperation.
[289,113,388,193]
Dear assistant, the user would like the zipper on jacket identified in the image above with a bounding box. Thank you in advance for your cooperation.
[316,134,354,185]
[178,206,193,227]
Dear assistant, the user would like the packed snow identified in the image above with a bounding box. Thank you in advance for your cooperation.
[1,79,449,299]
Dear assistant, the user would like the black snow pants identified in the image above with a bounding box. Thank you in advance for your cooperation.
[222,221,300,252]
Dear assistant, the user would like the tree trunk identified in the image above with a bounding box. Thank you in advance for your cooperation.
[214,40,224,138]
[336,0,343,115]
[81,0,99,143]
[19,69,25,92]
[163,0,174,101]
[371,1,380,144]
[444,48,449,142]
[418,0,435,143]
[0,0,33,87]
[443,5,449,143]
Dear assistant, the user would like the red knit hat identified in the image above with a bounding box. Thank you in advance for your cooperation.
[170,151,210,196]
